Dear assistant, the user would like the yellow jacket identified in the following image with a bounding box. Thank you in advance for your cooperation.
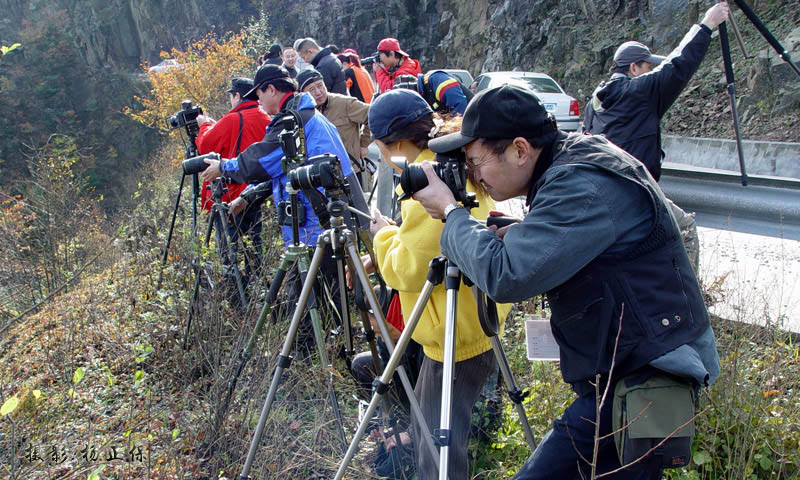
[373,149,510,362]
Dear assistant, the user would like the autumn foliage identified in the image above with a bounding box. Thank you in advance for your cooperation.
[127,33,258,162]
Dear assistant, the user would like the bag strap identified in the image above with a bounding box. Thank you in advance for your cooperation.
[233,103,259,155]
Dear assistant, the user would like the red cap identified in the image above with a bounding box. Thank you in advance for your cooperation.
[377,38,408,57]
[343,48,358,55]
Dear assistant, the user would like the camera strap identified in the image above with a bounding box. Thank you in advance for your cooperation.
[234,104,259,155]
[304,188,332,229]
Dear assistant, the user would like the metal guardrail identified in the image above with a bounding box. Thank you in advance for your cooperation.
[660,163,800,240]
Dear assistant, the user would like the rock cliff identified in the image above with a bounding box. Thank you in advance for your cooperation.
[1,0,797,143]
[263,0,798,141]
[0,0,259,69]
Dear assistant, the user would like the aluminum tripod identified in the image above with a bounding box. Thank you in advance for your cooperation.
[333,257,537,480]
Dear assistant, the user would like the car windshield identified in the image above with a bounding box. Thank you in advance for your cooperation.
[498,76,562,94]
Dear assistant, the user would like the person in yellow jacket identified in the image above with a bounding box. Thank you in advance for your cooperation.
[367,89,510,478]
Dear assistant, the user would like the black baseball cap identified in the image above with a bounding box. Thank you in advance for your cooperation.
[244,64,291,99]
[428,84,557,153]
[226,77,257,101]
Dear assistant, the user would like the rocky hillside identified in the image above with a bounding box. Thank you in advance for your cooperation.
[263,0,799,142]
[0,0,259,69]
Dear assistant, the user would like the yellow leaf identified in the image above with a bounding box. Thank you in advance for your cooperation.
[1,395,19,416]
[32,390,42,399]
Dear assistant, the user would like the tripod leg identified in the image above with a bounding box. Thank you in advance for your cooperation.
[732,0,800,77]
[436,262,461,480]
[295,240,348,450]
[216,255,291,430]
[191,173,200,237]
[333,277,438,480]
[719,20,749,186]
[158,173,186,290]
[346,245,443,466]
[182,209,216,350]
[346,254,383,374]
[488,336,537,451]
[335,254,354,356]
[238,242,328,479]
[214,206,248,308]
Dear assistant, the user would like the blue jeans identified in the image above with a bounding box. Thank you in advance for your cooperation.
[514,392,662,480]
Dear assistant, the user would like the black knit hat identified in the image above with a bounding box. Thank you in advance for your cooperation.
[296,68,324,91]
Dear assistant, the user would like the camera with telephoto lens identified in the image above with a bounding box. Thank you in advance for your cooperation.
[167,100,203,137]
[399,150,478,210]
[289,154,347,194]
[181,153,219,175]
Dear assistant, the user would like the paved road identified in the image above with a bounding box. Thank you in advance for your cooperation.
[495,198,800,333]
[697,227,800,333]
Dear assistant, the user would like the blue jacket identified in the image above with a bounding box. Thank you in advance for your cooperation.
[417,70,469,115]
[440,132,719,395]
[583,24,712,180]
[219,93,354,247]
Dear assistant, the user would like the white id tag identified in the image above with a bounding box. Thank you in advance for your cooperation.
[524,314,560,361]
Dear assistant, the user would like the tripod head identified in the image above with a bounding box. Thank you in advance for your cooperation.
[208,177,229,204]
[272,109,307,174]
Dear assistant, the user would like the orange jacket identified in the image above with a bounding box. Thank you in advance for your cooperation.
[345,65,375,103]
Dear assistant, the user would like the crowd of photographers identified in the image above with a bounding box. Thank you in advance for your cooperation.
[189,3,730,477]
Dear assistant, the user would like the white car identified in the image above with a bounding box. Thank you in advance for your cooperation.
[148,59,181,74]
[474,72,581,131]
[442,69,474,91]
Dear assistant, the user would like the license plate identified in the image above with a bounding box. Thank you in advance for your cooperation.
[544,103,557,112]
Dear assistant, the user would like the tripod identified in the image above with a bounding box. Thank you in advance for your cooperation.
[716,0,800,186]
[182,178,249,348]
[158,136,201,290]
[333,257,537,480]
[238,198,440,480]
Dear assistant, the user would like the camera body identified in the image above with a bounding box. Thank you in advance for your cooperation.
[168,100,204,137]
[399,150,478,210]
[289,154,347,195]
[276,199,306,226]
[361,52,380,68]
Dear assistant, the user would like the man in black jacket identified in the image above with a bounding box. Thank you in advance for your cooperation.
[413,84,720,480]
[583,2,729,270]
[294,38,347,94]
[583,2,729,181]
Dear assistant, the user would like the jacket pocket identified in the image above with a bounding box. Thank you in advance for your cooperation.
[548,279,616,383]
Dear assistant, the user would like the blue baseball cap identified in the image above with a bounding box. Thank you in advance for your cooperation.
[368,89,433,140]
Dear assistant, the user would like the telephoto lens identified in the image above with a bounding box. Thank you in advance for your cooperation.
[182,153,220,175]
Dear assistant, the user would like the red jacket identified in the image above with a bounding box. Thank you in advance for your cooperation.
[375,57,422,93]
[196,100,270,210]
